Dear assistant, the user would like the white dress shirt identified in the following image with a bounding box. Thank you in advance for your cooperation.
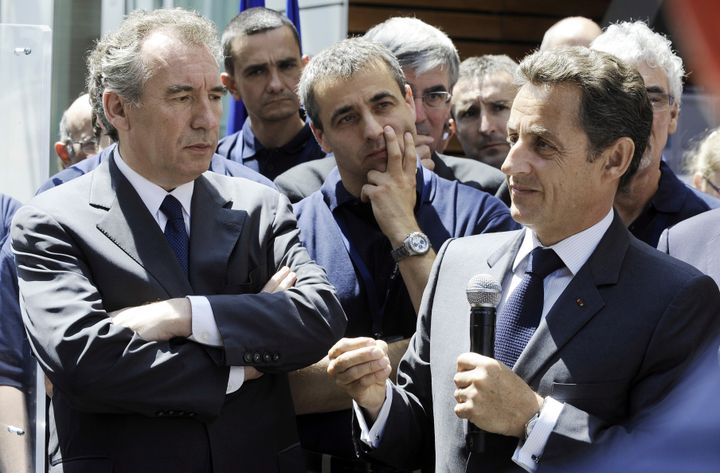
[356,209,615,471]
[114,151,244,393]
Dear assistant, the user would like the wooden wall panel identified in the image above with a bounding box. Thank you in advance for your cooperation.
[348,0,611,62]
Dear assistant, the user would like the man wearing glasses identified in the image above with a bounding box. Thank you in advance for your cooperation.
[592,20,719,247]
[53,94,111,168]
[274,17,510,205]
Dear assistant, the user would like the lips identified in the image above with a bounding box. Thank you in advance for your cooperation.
[365,148,388,161]
[185,142,213,152]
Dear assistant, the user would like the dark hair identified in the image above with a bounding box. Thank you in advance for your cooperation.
[518,47,653,190]
[221,7,300,73]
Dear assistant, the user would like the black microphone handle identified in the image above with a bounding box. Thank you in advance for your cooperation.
[467,305,496,454]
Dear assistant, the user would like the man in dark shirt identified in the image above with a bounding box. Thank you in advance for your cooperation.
[289,38,519,471]
[217,7,326,180]
[593,20,719,246]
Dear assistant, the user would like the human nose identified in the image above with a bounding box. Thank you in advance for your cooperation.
[500,138,529,177]
[362,112,384,141]
[413,97,429,125]
[479,110,494,134]
[267,67,284,93]
[192,96,221,131]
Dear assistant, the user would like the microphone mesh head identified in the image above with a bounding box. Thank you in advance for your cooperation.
[466,274,502,307]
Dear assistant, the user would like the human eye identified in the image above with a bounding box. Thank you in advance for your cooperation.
[458,106,478,120]
[425,91,447,107]
[175,94,192,103]
[245,67,265,78]
[335,113,357,126]
[506,133,518,146]
[491,102,509,113]
[279,60,298,71]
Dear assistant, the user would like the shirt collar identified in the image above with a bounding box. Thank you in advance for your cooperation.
[650,160,687,213]
[113,147,194,219]
[513,209,614,276]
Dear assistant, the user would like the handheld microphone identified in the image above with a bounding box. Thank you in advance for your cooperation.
[465,274,502,453]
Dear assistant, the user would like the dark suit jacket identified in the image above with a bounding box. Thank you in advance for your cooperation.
[12,154,346,473]
[273,152,510,205]
[359,216,720,472]
[658,207,720,286]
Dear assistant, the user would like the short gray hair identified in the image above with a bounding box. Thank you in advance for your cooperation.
[86,8,221,141]
[591,20,685,106]
[518,47,652,191]
[363,17,459,88]
[299,38,405,130]
[458,55,518,83]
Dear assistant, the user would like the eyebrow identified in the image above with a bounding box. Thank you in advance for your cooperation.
[646,85,668,94]
[243,56,298,71]
[328,91,397,124]
[166,84,226,95]
[507,123,557,142]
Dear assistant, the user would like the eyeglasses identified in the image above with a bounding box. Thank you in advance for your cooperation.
[647,91,675,112]
[65,137,98,156]
[415,91,452,109]
[704,175,720,194]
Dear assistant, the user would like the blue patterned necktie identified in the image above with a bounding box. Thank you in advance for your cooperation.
[160,194,189,275]
[494,247,564,368]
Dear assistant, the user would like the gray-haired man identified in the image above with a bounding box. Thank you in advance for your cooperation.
[12,8,345,472]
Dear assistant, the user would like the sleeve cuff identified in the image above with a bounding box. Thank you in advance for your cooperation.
[512,396,564,472]
[354,380,393,448]
[225,366,245,394]
[187,295,223,346]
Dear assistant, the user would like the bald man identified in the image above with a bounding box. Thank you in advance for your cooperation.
[53,94,111,168]
[541,16,602,50]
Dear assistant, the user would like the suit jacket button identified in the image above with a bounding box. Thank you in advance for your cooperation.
[243,353,253,363]
[156,411,165,417]
[263,353,272,363]
[272,353,280,362]
[253,352,262,363]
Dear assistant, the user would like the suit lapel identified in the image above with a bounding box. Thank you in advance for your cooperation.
[514,216,630,384]
[93,152,193,297]
[188,173,247,294]
[486,229,524,289]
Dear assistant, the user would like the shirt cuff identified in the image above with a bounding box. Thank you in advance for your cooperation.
[226,366,245,394]
[512,397,564,472]
[354,380,393,448]
[187,296,223,346]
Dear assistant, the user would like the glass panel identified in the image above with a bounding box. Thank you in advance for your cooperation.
[0,24,52,203]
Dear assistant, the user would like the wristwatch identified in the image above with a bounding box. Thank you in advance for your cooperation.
[524,411,541,441]
[391,232,430,263]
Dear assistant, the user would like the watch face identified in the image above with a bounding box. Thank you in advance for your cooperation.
[408,233,430,254]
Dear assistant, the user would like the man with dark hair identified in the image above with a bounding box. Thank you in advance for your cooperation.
[274,17,510,205]
[11,9,345,472]
[451,55,519,169]
[217,7,326,179]
[290,37,518,471]
[328,47,720,471]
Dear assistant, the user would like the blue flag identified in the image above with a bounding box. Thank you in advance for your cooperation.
[227,0,266,135]
[286,0,302,52]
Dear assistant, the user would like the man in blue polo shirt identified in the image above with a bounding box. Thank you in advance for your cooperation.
[217,7,326,180]
[288,38,519,472]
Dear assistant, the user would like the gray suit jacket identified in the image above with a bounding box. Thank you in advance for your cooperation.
[360,216,720,472]
[658,207,720,286]
[12,154,346,473]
